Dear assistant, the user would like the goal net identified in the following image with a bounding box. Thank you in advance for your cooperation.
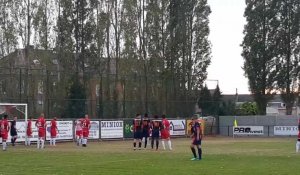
[0,103,28,143]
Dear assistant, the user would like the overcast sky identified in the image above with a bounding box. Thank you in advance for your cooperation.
[206,0,250,94]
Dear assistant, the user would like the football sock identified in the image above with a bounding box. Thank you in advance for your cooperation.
[37,140,40,149]
[84,139,87,145]
[138,142,142,148]
[162,140,166,150]
[133,142,136,148]
[41,140,45,148]
[151,139,154,149]
[144,138,147,148]
[3,142,6,150]
[168,140,172,150]
[50,139,53,145]
[191,147,196,158]
[28,138,31,146]
[156,139,159,150]
[14,138,17,143]
[198,148,202,159]
[296,142,299,152]
[53,138,56,145]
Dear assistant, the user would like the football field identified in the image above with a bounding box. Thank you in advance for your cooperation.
[0,137,300,175]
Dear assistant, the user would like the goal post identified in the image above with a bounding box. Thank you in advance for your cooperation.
[0,103,28,142]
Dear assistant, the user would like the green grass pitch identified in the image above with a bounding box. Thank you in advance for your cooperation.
[0,137,300,175]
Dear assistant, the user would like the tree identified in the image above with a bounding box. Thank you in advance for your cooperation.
[66,75,86,118]
[273,0,300,115]
[211,84,222,115]
[242,0,277,114]
[197,85,211,116]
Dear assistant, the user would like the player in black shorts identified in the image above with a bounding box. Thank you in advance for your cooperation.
[190,116,203,160]
[10,116,18,146]
[133,114,142,150]
[142,113,150,148]
[151,115,162,150]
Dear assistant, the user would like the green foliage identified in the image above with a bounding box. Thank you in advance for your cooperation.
[65,75,86,118]
[236,102,258,116]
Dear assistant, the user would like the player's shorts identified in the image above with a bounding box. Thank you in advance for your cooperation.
[27,130,32,137]
[142,130,149,138]
[10,130,17,137]
[38,129,46,138]
[1,132,8,140]
[192,138,201,145]
[161,130,170,139]
[83,130,89,137]
[76,130,83,137]
[152,129,160,138]
[133,131,142,139]
[51,130,57,137]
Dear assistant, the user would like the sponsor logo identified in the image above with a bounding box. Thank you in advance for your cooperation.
[234,127,263,134]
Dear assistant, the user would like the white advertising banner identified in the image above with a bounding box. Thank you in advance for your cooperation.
[101,121,123,139]
[169,120,186,136]
[46,121,73,140]
[0,121,39,143]
[233,126,264,135]
[89,121,100,139]
[274,126,298,136]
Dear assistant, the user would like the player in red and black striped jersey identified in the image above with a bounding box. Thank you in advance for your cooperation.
[1,114,10,151]
[142,113,150,149]
[296,119,300,153]
[133,114,142,150]
[150,115,162,150]
[190,117,203,160]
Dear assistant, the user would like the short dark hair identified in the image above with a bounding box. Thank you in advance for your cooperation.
[162,114,166,119]
[3,114,8,119]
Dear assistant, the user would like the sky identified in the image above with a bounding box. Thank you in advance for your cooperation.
[206,0,250,94]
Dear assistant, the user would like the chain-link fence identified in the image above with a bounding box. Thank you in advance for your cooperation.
[0,67,199,118]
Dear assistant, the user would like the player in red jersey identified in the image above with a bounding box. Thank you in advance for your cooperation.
[35,113,47,149]
[1,114,10,151]
[25,117,33,146]
[75,119,83,146]
[50,117,58,146]
[161,114,172,150]
[81,114,91,147]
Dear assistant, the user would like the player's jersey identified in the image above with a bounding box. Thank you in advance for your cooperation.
[162,119,170,131]
[133,119,142,132]
[27,120,32,136]
[75,120,82,131]
[191,121,201,140]
[50,120,57,130]
[81,118,90,131]
[142,120,150,133]
[1,119,9,134]
[10,120,17,135]
[36,117,46,130]
[151,120,162,131]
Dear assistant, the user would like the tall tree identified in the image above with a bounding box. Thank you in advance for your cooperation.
[242,0,277,114]
[273,0,300,114]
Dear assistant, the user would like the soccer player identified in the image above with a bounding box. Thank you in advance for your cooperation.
[161,114,172,150]
[36,113,46,149]
[133,114,142,150]
[151,115,162,150]
[75,119,83,146]
[50,117,58,146]
[81,114,91,147]
[25,117,33,146]
[296,119,300,153]
[142,114,150,149]
[1,114,10,151]
[10,116,18,146]
[190,117,203,160]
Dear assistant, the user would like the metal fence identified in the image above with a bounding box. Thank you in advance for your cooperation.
[0,67,198,118]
